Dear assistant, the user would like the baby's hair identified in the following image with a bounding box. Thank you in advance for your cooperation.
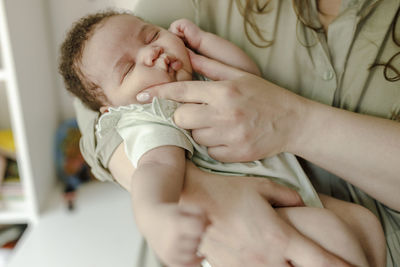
[58,10,128,110]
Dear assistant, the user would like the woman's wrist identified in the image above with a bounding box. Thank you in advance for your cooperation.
[281,93,318,157]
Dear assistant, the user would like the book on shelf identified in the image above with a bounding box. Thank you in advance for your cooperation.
[0,131,23,210]
[0,130,16,161]
[0,156,5,185]
[0,159,23,210]
[0,156,5,208]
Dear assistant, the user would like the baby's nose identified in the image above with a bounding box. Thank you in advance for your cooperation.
[142,46,163,66]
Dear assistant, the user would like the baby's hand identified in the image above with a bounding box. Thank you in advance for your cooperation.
[149,204,209,267]
[169,19,203,51]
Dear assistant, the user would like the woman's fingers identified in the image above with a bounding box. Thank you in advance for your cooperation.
[136,50,245,104]
[285,233,353,267]
[139,80,214,104]
[206,146,234,162]
[188,49,245,81]
[257,179,305,207]
[173,103,214,129]
[190,128,224,147]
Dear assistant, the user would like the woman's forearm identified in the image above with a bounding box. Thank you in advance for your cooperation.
[292,98,400,210]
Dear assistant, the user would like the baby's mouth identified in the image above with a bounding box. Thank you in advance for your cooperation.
[155,53,183,79]
[169,58,182,71]
[169,60,184,80]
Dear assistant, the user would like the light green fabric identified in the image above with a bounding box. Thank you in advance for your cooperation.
[74,0,400,266]
[96,98,322,208]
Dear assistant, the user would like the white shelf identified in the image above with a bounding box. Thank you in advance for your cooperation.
[0,196,28,224]
[0,208,29,224]
[0,0,58,227]
[0,69,5,81]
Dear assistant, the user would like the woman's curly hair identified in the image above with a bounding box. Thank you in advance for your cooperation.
[58,10,120,111]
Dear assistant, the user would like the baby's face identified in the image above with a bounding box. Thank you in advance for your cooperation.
[80,15,192,109]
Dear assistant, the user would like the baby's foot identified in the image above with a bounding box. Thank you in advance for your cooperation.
[146,204,209,267]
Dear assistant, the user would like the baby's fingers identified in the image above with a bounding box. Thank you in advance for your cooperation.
[169,18,196,34]
[171,253,204,267]
[178,205,210,237]
[170,239,204,267]
[169,19,201,50]
[172,206,209,267]
[169,22,185,39]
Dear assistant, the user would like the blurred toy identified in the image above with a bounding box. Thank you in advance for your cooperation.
[55,119,91,210]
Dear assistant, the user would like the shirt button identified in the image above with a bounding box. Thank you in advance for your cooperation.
[323,70,334,80]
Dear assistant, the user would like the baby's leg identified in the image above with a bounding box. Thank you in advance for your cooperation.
[319,194,386,267]
[276,195,385,267]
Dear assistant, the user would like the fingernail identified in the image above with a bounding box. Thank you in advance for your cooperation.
[136,91,150,102]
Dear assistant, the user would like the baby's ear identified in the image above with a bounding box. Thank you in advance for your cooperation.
[99,106,110,114]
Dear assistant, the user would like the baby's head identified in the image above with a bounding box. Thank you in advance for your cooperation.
[59,11,192,111]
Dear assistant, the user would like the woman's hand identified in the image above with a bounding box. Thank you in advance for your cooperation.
[182,162,351,267]
[137,51,309,162]
[137,50,400,209]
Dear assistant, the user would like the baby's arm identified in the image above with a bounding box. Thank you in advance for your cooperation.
[131,145,208,267]
[170,19,261,76]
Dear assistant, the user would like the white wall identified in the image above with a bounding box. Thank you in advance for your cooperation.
[48,0,140,119]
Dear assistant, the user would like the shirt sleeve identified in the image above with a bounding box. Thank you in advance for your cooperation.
[118,122,193,168]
